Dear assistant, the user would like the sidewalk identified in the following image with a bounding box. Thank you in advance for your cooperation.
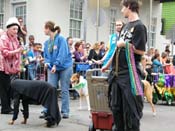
[1,99,175,131]
[0,99,91,131]
[66,99,91,126]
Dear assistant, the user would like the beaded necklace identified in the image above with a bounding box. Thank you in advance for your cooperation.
[48,33,57,53]
[48,39,54,53]
[125,42,143,96]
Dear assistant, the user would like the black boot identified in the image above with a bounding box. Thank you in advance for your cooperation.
[45,116,56,127]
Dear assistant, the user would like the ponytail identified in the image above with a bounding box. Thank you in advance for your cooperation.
[45,21,61,34]
[54,26,61,34]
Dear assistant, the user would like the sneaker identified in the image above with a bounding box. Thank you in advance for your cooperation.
[62,114,69,119]
[39,112,47,119]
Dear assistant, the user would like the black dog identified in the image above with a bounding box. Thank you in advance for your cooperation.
[9,79,61,127]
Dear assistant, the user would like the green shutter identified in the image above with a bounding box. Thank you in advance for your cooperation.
[162,2,175,34]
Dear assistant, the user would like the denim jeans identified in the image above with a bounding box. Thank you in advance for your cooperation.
[28,64,36,80]
[47,66,73,115]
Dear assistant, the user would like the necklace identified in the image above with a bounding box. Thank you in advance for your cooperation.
[48,33,57,53]
[48,39,54,53]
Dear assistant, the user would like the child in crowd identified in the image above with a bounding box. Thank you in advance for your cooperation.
[27,43,43,80]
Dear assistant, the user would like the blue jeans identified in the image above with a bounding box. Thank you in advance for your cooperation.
[47,66,72,115]
[28,65,36,80]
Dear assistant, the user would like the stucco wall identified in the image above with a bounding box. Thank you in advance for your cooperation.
[3,0,165,52]
[27,0,70,44]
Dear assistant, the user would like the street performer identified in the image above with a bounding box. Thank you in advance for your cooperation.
[107,0,147,131]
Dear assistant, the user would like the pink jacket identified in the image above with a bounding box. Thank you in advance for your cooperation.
[0,32,21,74]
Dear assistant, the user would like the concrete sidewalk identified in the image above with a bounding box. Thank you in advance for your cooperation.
[0,99,91,131]
[1,100,175,131]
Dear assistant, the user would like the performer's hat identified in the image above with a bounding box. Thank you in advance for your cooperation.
[6,17,20,28]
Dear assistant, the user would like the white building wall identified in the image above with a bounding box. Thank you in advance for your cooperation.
[85,0,163,47]
[27,0,70,44]
[139,1,150,26]
[85,0,123,45]
[4,0,27,29]
[85,8,109,44]
[139,1,165,53]
[141,1,167,53]
[152,1,168,53]
[3,0,166,52]
[4,0,11,28]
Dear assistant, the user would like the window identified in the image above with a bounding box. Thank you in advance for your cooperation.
[14,3,26,25]
[69,0,83,38]
[11,0,26,4]
[109,8,118,35]
[0,0,5,29]
[149,17,157,47]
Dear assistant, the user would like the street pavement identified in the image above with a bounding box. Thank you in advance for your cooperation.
[1,100,175,131]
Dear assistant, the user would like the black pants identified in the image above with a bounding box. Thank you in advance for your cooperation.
[0,71,12,113]
[109,73,143,131]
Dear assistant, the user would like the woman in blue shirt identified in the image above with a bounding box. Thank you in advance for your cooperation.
[152,53,163,73]
[43,21,73,119]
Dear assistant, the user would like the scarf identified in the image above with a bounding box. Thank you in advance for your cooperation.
[102,34,117,69]
[125,42,143,96]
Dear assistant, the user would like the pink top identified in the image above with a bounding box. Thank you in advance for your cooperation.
[0,32,21,74]
[0,51,4,71]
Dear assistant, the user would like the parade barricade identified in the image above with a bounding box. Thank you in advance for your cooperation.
[73,62,91,77]
[74,62,101,77]
[75,62,91,72]
[86,69,113,131]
